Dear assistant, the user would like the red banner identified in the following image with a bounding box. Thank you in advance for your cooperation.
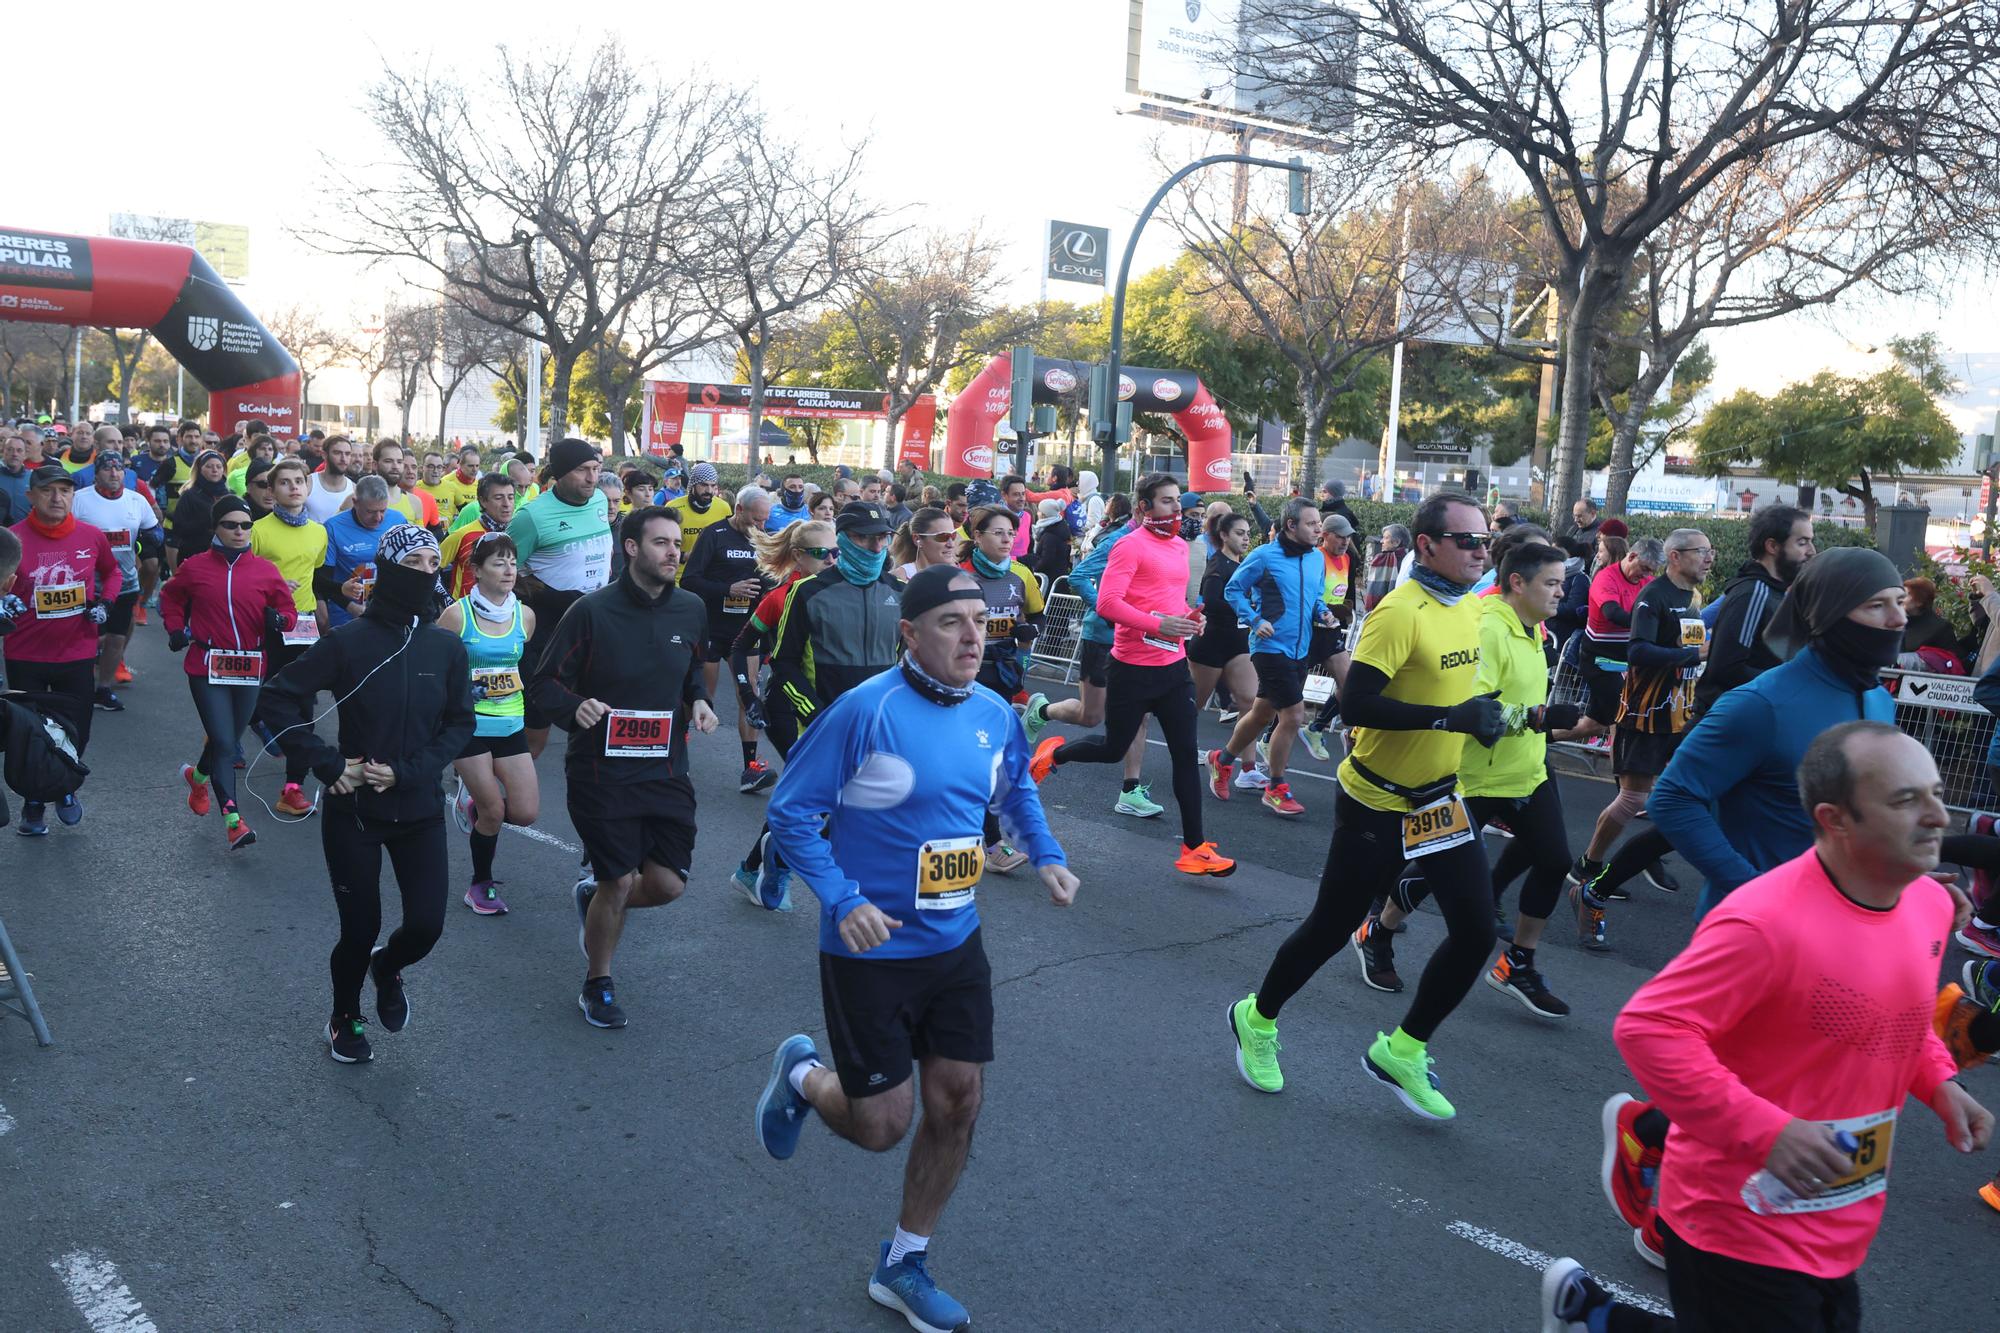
[643,379,935,462]
[899,397,936,468]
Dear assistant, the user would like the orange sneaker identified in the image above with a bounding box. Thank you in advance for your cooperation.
[181,764,211,817]
[1029,736,1063,785]
[1261,782,1305,817]
[1204,748,1234,800]
[1980,1178,2000,1213]
[1175,841,1236,877]
[114,661,134,684]
[1934,983,1990,1072]
[226,816,257,851]
[276,783,315,817]
[1600,1093,1663,1227]
[132,605,148,626]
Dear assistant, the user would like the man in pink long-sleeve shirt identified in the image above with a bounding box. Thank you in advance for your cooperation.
[1545,721,1993,1333]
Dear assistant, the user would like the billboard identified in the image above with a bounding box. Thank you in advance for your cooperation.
[110,214,250,283]
[1126,0,1356,135]
[1045,221,1109,286]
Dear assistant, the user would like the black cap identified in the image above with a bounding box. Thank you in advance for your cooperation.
[900,564,983,621]
[836,501,893,536]
[28,464,74,489]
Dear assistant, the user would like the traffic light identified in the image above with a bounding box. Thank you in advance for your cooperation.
[1287,157,1311,216]
[1009,345,1035,436]
[1089,364,1132,446]
[1978,431,1995,473]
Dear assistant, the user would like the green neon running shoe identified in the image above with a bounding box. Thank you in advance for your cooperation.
[1255,736,1272,771]
[1114,783,1164,818]
[1364,1031,1455,1120]
[1300,727,1330,763]
[1229,994,1283,1093]
[1022,693,1051,746]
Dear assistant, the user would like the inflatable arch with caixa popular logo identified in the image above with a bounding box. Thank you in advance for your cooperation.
[943,352,1234,486]
[0,226,300,438]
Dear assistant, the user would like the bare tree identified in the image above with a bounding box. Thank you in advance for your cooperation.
[1245,0,2000,520]
[267,304,353,409]
[428,302,508,448]
[586,267,721,457]
[380,303,439,443]
[313,41,743,441]
[693,121,892,452]
[97,329,151,426]
[0,321,74,419]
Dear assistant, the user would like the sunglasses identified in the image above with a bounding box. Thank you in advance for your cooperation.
[1432,531,1493,550]
[215,520,254,532]
[802,546,837,560]
[919,531,957,544]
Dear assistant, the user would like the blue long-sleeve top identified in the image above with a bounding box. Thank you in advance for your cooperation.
[1068,521,1137,645]
[1223,538,1326,658]
[1649,644,1894,918]
[1975,651,2000,767]
[766,665,1066,959]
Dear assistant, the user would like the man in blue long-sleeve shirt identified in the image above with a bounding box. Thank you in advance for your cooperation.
[753,565,1078,1333]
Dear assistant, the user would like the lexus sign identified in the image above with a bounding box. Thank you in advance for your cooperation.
[1046,220,1109,287]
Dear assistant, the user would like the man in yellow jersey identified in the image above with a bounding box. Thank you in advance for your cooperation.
[665,461,732,580]
[430,446,482,518]
[250,456,332,804]
[414,450,463,521]
[1227,491,1504,1120]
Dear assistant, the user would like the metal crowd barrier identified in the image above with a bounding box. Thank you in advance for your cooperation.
[1031,593,1087,684]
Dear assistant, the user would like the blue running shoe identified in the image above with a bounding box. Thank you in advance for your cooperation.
[574,871,597,958]
[756,835,793,912]
[755,1033,819,1160]
[16,802,47,837]
[869,1243,969,1333]
[55,793,82,827]
[252,719,284,758]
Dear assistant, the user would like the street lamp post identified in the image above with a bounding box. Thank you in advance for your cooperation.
[1097,153,1308,488]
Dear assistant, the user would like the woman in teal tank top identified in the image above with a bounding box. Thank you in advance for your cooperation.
[434,532,540,916]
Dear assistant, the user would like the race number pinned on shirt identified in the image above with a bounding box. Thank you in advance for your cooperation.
[1762,1110,1897,1214]
[1680,618,1707,649]
[722,594,755,613]
[280,617,321,647]
[102,529,132,551]
[472,667,522,700]
[1402,794,1474,859]
[985,615,1016,640]
[915,835,982,911]
[605,709,673,758]
[206,649,264,686]
[34,581,87,619]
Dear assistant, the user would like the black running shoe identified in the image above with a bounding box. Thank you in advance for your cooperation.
[1351,917,1404,992]
[327,1014,372,1063]
[1598,881,1631,902]
[739,759,778,794]
[93,687,124,712]
[580,977,627,1029]
[1486,952,1571,1018]
[370,946,409,1034]
[1643,861,1682,893]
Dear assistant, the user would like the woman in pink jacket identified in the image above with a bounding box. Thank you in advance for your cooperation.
[160,494,296,850]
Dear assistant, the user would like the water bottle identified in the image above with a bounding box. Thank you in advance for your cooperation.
[1742,1130,1860,1214]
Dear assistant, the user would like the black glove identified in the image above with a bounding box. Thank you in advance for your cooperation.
[168,628,192,653]
[86,600,109,626]
[1444,690,1505,748]
[746,698,768,732]
[1540,703,1582,732]
[264,607,288,633]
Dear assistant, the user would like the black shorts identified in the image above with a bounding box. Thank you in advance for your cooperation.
[1077,637,1113,688]
[459,729,529,760]
[1660,1215,1860,1332]
[136,533,164,564]
[567,777,698,883]
[706,623,748,663]
[101,590,139,637]
[1584,660,1624,725]
[819,930,994,1098]
[1613,727,1684,778]
[1310,623,1348,662]
[1186,629,1248,669]
[1252,651,1313,708]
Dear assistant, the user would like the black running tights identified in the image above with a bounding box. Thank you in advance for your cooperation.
[1257,788,1496,1041]
[1400,783,1570,922]
[262,636,315,784]
[325,810,448,1016]
[1598,825,1676,895]
[1052,657,1202,848]
[186,676,259,808]
[742,705,799,873]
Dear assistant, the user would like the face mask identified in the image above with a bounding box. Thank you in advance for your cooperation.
[368,558,442,624]
[836,532,888,585]
[1815,616,1903,683]
[971,547,1011,579]
[1142,513,1179,537]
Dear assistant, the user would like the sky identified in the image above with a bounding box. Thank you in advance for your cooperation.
[12,0,1997,422]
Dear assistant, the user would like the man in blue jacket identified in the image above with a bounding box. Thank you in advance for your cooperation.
[1206,497,1329,818]
[754,566,1078,1333]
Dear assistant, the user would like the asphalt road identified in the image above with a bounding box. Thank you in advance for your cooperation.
[1,633,1993,1332]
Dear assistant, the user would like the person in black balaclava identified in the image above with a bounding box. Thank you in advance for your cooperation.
[254,523,475,1066]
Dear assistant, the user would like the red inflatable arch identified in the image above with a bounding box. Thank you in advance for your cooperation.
[0,226,300,438]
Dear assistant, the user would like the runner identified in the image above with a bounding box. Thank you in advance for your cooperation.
[766,472,812,532]
[679,483,778,793]
[1570,529,1714,948]
[440,471,517,599]
[764,500,906,737]
[959,503,1043,868]
[1226,490,1503,1117]
[160,494,295,851]
[888,506,956,581]
[509,438,613,759]
[1186,508,1257,780]
[431,445,483,520]
[171,451,234,565]
[1577,534,1658,742]
[1298,512,1360,758]
[436,533,539,916]
[1027,473,1235,876]
[529,505,717,1029]
[255,525,476,1064]
[1206,497,1329,818]
[5,464,120,835]
[70,450,159,713]
[302,435,357,523]
[753,564,1079,1333]
[1544,723,1993,1333]
[664,461,732,568]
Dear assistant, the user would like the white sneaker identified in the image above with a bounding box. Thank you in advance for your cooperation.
[1233,766,1269,790]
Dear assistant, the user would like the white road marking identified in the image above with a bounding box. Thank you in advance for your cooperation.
[50,1251,159,1333]
[504,823,581,854]
[0,1099,14,1135]
[1446,1220,1672,1316]
[1143,738,1343,783]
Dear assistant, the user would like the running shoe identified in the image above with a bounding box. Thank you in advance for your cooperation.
[1254,737,1271,771]
[1215,707,1240,724]
[1261,782,1305,818]
[1966,958,2000,1011]
[731,866,782,912]
[1363,1031,1454,1120]
[868,1242,968,1333]
[1021,692,1050,746]
[1174,842,1236,877]
[182,764,211,816]
[253,719,284,758]
[1029,735,1062,785]
[1600,1093,1661,1227]
[1643,861,1682,893]
[985,844,1028,874]
[225,816,256,852]
[15,802,46,837]
[755,1033,820,1160]
[739,759,777,794]
[1596,880,1631,902]
[1228,994,1283,1093]
[1540,1257,1612,1333]
[574,873,598,957]
[326,1014,372,1064]
[579,976,627,1029]
[131,605,147,627]
[1934,983,1989,1072]
[1113,784,1163,818]
[1633,1211,1666,1270]
[1299,727,1330,763]
[55,794,81,827]
[1483,817,1515,839]
[93,687,124,712]
[1957,921,2000,959]
[451,777,474,833]
[756,837,794,911]
[1982,1178,2000,1215]
[1568,882,1609,951]
[1583,734,1611,752]
[1205,748,1234,800]
[114,661,135,684]
[370,946,410,1033]
[1487,951,1570,1018]
[1351,916,1404,992]
[464,881,509,915]
[276,783,314,818]
[1232,765,1269,791]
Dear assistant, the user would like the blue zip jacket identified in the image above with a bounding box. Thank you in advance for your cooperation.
[1975,651,2000,768]
[767,665,1066,959]
[1224,538,1325,658]
[1068,521,1137,646]
[1649,643,1893,918]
